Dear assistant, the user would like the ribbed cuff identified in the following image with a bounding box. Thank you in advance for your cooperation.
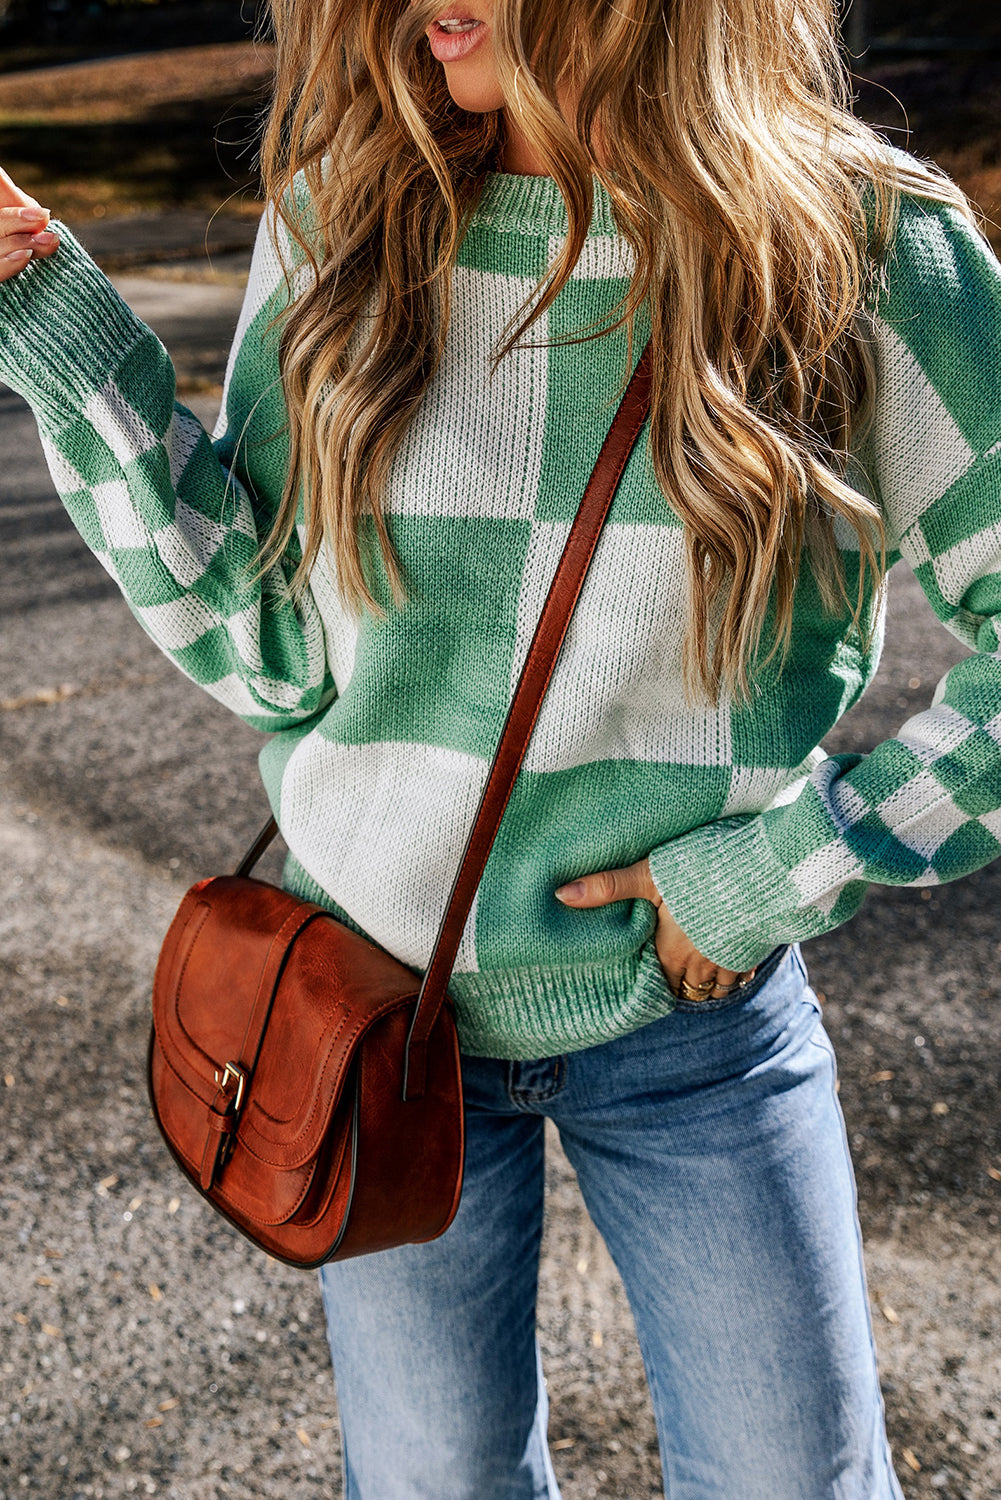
[647,815,794,972]
[0,221,156,427]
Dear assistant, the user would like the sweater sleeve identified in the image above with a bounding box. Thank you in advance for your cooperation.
[0,206,335,732]
[647,194,1001,970]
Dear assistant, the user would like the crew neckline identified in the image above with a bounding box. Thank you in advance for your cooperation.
[471,170,620,237]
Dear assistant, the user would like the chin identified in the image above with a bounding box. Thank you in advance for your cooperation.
[440,69,505,114]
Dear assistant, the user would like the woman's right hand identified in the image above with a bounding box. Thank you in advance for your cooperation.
[0,166,61,283]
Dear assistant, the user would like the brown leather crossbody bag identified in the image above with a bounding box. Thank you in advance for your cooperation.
[147,341,653,1269]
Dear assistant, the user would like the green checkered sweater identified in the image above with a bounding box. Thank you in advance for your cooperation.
[3,166,1001,1058]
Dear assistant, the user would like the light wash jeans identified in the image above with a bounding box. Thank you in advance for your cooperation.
[318,943,904,1500]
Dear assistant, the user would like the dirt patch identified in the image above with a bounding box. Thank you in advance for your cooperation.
[0,42,273,217]
[0,41,275,120]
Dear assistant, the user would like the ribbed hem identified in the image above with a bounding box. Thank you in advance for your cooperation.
[449,941,678,1059]
[281,851,678,1061]
[0,221,157,427]
[471,171,620,238]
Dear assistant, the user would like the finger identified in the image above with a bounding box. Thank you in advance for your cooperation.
[682,960,742,992]
[0,165,42,212]
[0,229,60,284]
[711,965,756,997]
[673,960,758,1001]
[0,245,34,283]
[0,204,50,233]
[655,929,740,997]
[555,858,659,909]
[27,228,60,259]
[1,229,58,257]
[709,965,746,995]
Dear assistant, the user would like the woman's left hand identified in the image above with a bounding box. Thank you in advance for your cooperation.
[555,858,755,1001]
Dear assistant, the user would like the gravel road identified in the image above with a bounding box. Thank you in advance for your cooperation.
[1,223,999,1500]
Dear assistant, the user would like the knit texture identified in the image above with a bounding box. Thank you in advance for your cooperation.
[2,164,1001,1058]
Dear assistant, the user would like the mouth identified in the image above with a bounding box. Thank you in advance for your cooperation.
[426,13,487,61]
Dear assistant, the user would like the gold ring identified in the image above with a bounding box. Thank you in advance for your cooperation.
[677,976,717,1002]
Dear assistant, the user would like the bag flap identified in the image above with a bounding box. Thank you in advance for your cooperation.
[152,876,421,1169]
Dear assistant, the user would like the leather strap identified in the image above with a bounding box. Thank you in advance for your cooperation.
[235,816,279,878]
[234,341,654,1100]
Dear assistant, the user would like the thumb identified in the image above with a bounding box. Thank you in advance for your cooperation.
[555,858,660,910]
[0,165,42,212]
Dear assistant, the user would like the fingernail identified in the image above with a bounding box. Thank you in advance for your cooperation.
[18,206,48,221]
[30,231,58,246]
[5,247,32,261]
[555,882,585,902]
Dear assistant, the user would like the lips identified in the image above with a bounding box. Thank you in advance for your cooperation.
[427,13,487,62]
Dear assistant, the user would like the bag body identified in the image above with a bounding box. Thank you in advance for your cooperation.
[149,875,464,1268]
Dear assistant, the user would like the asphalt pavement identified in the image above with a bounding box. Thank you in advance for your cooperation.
[1,215,999,1500]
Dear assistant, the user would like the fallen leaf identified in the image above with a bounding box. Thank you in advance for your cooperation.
[931,1102,949,1116]
[880,1305,899,1325]
[98,1175,118,1193]
[0,683,81,712]
[158,1398,180,1412]
[148,1284,162,1302]
[167,1197,181,1216]
[55,995,70,1007]
[901,1447,921,1473]
[576,1258,588,1275]
[128,1197,143,1212]
[552,1438,576,1451]
[145,1417,164,1429]
[43,1248,62,1259]
[41,1324,61,1338]
[296,1428,311,1447]
[14,1313,29,1325]
[870,1070,894,1083]
[3,1074,13,1087]
[591,1329,603,1348]
[986,1166,1001,1183]
[35,1276,53,1288]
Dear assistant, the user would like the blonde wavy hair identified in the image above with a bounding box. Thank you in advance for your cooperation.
[256,0,973,701]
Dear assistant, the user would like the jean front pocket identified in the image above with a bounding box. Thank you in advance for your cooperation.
[670,944,791,1011]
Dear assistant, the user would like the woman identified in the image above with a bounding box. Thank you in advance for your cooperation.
[2,0,999,1494]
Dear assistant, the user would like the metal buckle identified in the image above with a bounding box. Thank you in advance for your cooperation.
[213,1061,247,1114]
